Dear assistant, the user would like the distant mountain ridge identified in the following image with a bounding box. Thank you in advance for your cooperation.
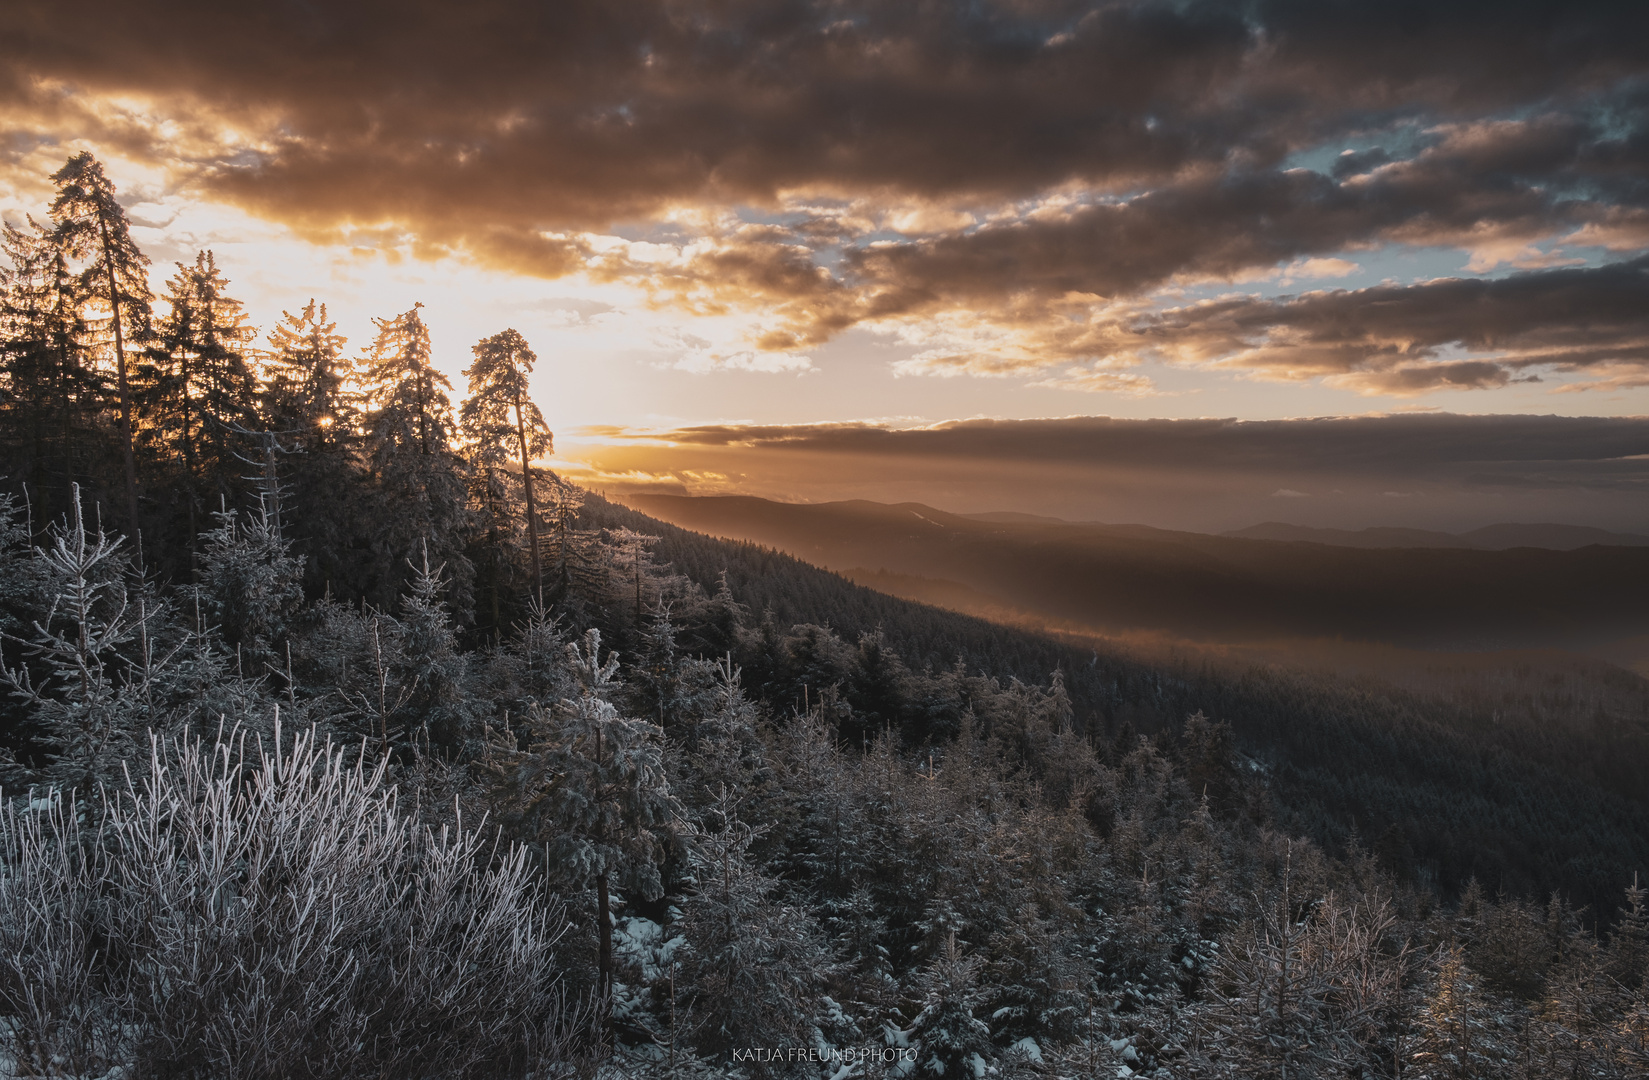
[619,493,1649,654]
[1225,521,1649,550]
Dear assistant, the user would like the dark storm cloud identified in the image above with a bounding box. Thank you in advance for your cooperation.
[642,413,1649,484]
[1108,256,1649,392]
[7,0,1649,386]
[580,115,1649,365]
[5,0,1646,230]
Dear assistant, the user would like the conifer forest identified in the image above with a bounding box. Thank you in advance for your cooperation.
[4,153,1649,1080]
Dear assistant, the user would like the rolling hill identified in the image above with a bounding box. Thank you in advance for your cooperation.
[617,493,1649,656]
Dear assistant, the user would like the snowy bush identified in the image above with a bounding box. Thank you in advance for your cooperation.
[0,724,587,1079]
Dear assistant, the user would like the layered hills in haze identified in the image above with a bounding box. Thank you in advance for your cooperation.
[620,494,1649,660]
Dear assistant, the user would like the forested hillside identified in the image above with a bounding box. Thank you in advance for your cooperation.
[2,153,1648,1079]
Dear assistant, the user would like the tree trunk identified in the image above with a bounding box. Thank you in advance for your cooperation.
[597,869,613,1019]
[97,216,140,548]
[514,390,543,603]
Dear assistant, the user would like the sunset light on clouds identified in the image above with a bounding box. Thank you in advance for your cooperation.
[4,0,1647,528]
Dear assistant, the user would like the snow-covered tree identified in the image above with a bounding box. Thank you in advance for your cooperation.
[482,628,683,1009]
[674,785,839,1070]
[906,930,994,1078]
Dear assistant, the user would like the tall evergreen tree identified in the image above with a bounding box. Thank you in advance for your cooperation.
[462,329,552,617]
[261,300,363,597]
[262,300,353,436]
[143,250,257,545]
[360,304,470,614]
[47,153,151,538]
[0,219,98,530]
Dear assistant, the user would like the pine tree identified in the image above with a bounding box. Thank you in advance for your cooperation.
[462,328,552,610]
[360,304,471,613]
[48,153,151,537]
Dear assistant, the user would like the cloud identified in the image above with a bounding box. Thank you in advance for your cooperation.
[1108,256,1649,393]
[618,412,1649,477]
[3,1,1649,397]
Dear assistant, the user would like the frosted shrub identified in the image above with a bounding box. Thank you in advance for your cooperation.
[0,725,587,1079]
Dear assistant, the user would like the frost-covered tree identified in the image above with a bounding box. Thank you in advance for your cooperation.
[1193,873,1411,1079]
[193,495,303,670]
[906,930,994,1078]
[482,628,683,1009]
[389,544,481,754]
[1610,875,1649,992]
[1408,946,1512,1079]
[0,488,170,790]
[627,607,720,733]
[674,786,839,1070]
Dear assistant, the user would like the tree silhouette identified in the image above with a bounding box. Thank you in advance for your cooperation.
[360,304,470,612]
[47,153,150,539]
[462,328,552,617]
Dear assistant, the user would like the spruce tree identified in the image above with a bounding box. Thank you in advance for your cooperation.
[0,487,167,790]
[262,300,353,435]
[145,250,258,546]
[1409,947,1512,1079]
[906,930,994,1078]
[360,304,471,614]
[674,785,839,1072]
[47,153,151,537]
[261,300,364,598]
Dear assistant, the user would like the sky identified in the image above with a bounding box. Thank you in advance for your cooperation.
[3,0,1648,531]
